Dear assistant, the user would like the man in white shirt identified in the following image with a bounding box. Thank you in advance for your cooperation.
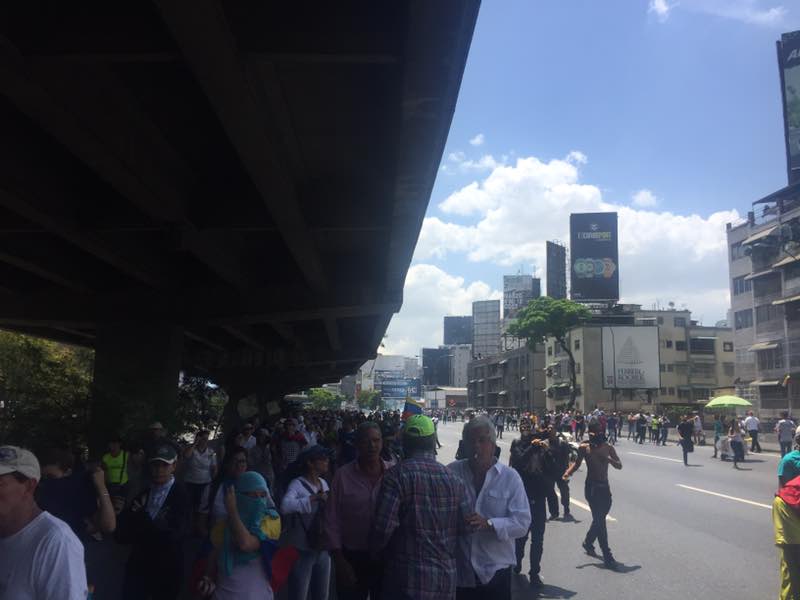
[0,445,88,600]
[448,415,531,599]
[240,422,257,449]
[776,411,797,457]
[743,411,762,453]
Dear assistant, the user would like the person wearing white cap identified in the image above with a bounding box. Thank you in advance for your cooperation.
[0,445,88,599]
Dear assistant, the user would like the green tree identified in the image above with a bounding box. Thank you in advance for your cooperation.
[357,390,381,410]
[508,297,591,408]
[307,387,344,410]
[0,330,94,451]
[175,375,228,436]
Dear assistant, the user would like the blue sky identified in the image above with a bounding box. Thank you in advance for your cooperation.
[383,0,800,357]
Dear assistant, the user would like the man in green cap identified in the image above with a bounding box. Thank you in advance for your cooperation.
[370,414,468,600]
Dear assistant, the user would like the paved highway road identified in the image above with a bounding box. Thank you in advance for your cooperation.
[435,419,780,599]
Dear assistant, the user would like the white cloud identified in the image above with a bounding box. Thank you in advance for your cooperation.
[656,0,795,27]
[381,264,501,356]
[566,150,588,165]
[447,152,504,172]
[632,189,658,207]
[649,0,674,22]
[416,152,739,325]
[469,133,485,146]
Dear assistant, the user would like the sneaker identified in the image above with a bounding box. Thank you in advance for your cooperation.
[549,513,559,521]
[529,574,543,588]
[603,555,619,570]
[563,509,571,518]
[582,541,598,557]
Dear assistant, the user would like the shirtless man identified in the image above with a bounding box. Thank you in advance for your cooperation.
[563,420,622,569]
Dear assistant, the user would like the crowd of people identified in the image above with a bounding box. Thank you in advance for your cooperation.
[0,404,632,600]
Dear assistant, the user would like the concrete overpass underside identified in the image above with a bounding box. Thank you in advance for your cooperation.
[0,1,479,429]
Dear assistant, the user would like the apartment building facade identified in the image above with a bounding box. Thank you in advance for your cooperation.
[467,344,546,412]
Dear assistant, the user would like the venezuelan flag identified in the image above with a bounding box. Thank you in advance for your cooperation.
[402,397,424,420]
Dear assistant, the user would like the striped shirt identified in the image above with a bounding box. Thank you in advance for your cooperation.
[370,451,468,600]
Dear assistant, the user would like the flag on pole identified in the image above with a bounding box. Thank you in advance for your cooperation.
[402,397,424,420]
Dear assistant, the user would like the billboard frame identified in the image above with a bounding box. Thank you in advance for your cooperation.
[569,212,620,302]
[601,325,661,390]
[778,32,800,185]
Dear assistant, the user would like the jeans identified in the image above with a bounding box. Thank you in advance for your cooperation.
[607,427,617,444]
[456,567,511,600]
[659,428,668,445]
[749,431,762,452]
[731,440,745,463]
[546,478,570,516]
[637,427,646,444]
[289,549,331,600]
[782,441,794,457]
[515,498,546,576]
[337,549,382,600]
[584,481,612,558]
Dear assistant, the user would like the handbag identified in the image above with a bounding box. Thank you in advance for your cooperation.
[279,479,326,551]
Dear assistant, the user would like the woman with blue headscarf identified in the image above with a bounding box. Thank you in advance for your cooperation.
[203,471,280,599]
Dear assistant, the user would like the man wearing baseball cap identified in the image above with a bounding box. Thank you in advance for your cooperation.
[370,414,468,600]
[0,445,88,599]
[115,443,191,599]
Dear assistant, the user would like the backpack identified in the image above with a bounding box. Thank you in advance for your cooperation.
[778,475,800,514]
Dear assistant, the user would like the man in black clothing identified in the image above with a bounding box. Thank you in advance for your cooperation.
[545,426,571,520]
[509,420,553,588]
[677,414,694,466]
[636,413,647,444]
[115,444,190,600]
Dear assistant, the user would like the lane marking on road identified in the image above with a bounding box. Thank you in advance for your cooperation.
[627,451,684,463]
[676,484,772,509]
[555,490,617,522]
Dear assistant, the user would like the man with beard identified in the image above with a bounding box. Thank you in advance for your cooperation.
[509,420,552,588]
[563,420,622,570]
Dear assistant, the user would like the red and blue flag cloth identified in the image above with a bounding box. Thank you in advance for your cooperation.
[402,397,424,420]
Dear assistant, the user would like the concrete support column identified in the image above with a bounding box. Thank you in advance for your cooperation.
[89,321,183,454]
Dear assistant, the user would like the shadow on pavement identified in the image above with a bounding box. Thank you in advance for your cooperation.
[685,464,703,467]
[576,562,642,574]
[536,583,578,598]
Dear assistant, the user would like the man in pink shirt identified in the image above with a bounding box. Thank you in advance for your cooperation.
[325,422,391,600]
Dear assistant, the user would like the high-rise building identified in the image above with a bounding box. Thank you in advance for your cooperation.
[472,299,501,359]
[422,347,451,386]
[443,315,473,346]
[726,189,800,416]
[503,274,539,319]
[449,344,472,387]
[467,344,546,412]
[546,241,567,299]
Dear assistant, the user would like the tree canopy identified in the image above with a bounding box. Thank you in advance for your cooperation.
[508,296,591,347]
[307,387,345,410]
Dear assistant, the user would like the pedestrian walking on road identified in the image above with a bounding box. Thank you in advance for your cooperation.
[563,421,622,570]
[659,415,670,446]
[370,414,466,600]
[545,426,572,520]
[636,413,647,445]
[508,419,550,588]
[777,412,797,457]
[449,415,531,597]
[743,411,761,453]
[729,421,746,469]
[712,415,723,458]
[677,415,694,466]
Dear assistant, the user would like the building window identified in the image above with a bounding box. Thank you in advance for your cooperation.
[691,362,715,378]
[547,346,552,356]
[660,387,667,395]
[668,387,675,395]
[723,342,733,352]
[755,304,782,325]
[791,341,800,368]
[731,242,746,261]
[754,274,782,298]
[690,338,715,354]
[723,362,735,376]
[675,363,688,375]
[666,340,673,348]
[574,339,580,351]
[734,309,753,330]
[678,388,690,399]
[657,316,664,324]
[675,341,687,351]
[674,317,687,327]
[694,388,711,400]
[732,276,752,296]
[786,262,800,281]
[575,362,581,374]
[757,346,784,371]
[667,364,674,372]
[660,363,666,372]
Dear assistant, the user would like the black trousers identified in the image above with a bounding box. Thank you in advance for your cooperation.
[636,426,646,444]
[456,567,511,600]
[584,481,612,557]
[515,498,545,576]
[546,478,570,516]
[749,431,761,452]
[337,549,382,600]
